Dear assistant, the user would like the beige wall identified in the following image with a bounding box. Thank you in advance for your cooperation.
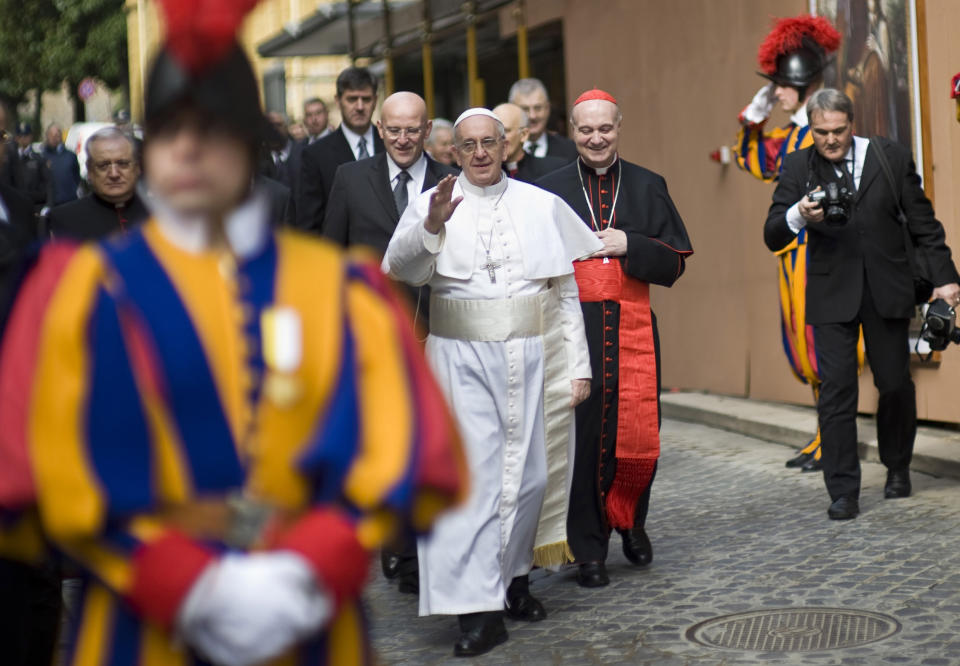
[552,0,960,423]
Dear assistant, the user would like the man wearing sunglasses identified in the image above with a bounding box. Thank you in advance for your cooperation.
[47,127,147,240]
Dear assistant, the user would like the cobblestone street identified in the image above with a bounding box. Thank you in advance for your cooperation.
[366,418,960,665]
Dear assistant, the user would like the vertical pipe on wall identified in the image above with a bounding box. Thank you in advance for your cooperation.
[382,0,395,95]
[464,1,480,106]
[348,0,358,65]
[515,0,529,80]
[422,0,435,118]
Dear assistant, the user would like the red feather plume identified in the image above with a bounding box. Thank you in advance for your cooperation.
[757,15,841,75]
[158,0,262,74]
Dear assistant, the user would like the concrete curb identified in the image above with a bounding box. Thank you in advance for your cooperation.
[661,391,960,481]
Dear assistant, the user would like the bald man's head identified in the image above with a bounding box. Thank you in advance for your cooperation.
[493,103,529,163]
[378,92,431,169]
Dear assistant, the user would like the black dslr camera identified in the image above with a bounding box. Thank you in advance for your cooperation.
[921,299,960,351]
[808,182,853,226]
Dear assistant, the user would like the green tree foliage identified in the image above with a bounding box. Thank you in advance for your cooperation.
[0,0,127,117]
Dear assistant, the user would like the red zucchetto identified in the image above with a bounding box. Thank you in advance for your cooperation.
[574,89,618,106]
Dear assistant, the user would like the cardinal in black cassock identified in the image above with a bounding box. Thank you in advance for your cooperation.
[537,89,693,588]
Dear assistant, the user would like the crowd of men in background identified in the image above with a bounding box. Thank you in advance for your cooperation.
[0,62,691,661]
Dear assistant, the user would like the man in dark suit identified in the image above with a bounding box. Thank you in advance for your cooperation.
[493,103,566,183]
[323,91,455,596]
[296,67,384,232]
[0,176,38,294]
[765,88,960,520]
[14,123,48,214]
[42,124,81,206]
[509,78,578,162]
[324,91,455,252]
[48,127,147,241]
[261,111,296,188]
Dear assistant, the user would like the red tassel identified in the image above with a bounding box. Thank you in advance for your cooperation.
[605,457,657,530]
[158,0,262,73]
[757,15,841,76]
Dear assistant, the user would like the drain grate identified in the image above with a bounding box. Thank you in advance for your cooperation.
[685,608,900,652]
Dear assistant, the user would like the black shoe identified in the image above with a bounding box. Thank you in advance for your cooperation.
[397,572,419,594]
[381,550,401,579]
[884,469,912,499]
[800,458,823,473]
[505,592,546,621]
[785,451,814,468]
[620,527,653,566]
[576,561,609,588]
[827,496,859,520]
[454,615,508,657]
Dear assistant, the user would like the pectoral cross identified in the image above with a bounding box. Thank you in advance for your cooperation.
[481,252,502,283]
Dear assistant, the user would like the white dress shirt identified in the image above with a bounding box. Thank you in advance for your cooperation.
[787,135,867,234]
[340,124,376,161]
[523,132,548,158]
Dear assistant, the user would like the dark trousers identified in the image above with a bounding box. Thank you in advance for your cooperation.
[0,557,62,666]
[813,283,915,501]
[568,307,661,562]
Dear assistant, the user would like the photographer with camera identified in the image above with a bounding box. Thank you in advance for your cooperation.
[765,88,960,521]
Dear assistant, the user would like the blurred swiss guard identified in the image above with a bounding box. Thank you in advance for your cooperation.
[0,0,466,664]
[731,15,851,472]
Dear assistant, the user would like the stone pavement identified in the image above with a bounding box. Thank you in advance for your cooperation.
[365,418,960,665]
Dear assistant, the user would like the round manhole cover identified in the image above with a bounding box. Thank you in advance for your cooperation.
[686,608,900,652]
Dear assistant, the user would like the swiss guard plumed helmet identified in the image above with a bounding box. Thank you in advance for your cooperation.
[145,0,274,146]
[756,15,841,92]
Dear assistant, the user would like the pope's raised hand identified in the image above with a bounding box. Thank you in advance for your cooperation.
[425,175,463,234]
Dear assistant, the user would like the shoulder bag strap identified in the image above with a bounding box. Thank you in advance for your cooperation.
[870,136,920,277]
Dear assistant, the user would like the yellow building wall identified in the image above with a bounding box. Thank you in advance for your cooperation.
[124,0,350,125]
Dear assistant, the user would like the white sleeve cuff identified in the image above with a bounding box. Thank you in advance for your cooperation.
[786,202,806,235]
[422,224,444,254]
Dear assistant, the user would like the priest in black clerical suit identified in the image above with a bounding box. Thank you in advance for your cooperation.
[537,89,692,589]
[493,102,566,185]
[765,89,960,520]
[48,190,149,241]
[295,67,384,233]
[48,127,148,241]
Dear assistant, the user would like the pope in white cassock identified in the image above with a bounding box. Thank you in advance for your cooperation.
[383,108,603,657]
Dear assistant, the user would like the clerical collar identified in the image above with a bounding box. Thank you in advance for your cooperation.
[93,191,135,210]
[579,154,619,176]
[145,182,271,259]
[458,172,508,199]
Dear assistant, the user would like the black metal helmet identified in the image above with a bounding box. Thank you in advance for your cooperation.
[144,0,277,147]
[144,42,275,146]
[756,16,840,93]
[758,38,828,89]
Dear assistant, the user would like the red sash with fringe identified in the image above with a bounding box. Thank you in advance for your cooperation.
[573,258,659,530]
